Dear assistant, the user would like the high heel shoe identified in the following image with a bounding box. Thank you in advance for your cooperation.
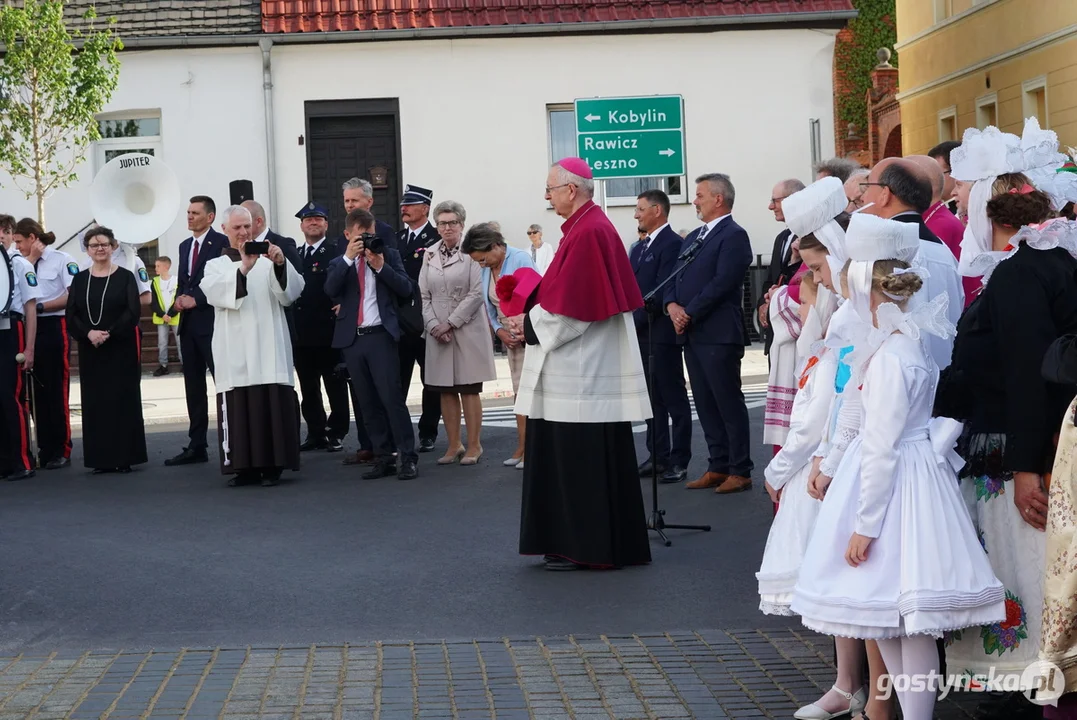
[437,447,465,465]
[794,685,866,720]
[460,447,483,466]
[503,455,523,467]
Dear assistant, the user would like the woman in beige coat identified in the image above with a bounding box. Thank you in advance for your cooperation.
[419,201,497,465]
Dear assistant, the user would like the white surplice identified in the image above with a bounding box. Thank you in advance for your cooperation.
[201,255,304,394]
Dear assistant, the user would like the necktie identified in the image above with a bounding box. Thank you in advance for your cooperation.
[306,245,314,260]
[190,240,199,274]
[410,232,418,248]
[356,256,367,326]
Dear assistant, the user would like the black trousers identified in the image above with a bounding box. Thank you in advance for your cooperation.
[398,332,441,441]
[0,324,32,474]
[342,328,416,463]
[180,331,215,450]
[293,345,350,441]
[683,340,753,478]
[640,337,693,469]
[32,316,71,463]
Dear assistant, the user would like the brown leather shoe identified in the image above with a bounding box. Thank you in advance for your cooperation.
[343,450,375,466]
[686,472,726,489]
[715,475,752,494]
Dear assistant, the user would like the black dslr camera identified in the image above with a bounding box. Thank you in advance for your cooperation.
[361,232,384,254]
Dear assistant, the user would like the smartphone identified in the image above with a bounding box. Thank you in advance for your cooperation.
[244,241,270,255]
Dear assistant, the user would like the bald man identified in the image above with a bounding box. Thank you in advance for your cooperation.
[906,155,966,261]
[862,157,964,369]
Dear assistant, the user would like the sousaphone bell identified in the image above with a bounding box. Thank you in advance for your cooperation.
[89,152,182,264]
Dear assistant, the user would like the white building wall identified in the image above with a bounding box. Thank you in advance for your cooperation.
[0,27,836,263]
[270,28,837,256]
[0,47,266,264]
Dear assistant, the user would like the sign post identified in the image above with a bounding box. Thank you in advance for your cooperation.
[575,95,686,181]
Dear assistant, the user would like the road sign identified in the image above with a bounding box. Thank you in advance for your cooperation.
[575,95,685,179]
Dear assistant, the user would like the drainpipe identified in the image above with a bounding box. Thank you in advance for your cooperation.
[259,37,278,230]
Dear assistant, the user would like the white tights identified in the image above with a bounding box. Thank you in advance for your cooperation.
[875,635,939,720]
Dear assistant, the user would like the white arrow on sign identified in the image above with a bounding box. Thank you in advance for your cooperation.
[659,148,676,157]
[584,114,601,122]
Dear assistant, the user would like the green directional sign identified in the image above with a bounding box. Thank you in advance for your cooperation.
[575,95,685,180]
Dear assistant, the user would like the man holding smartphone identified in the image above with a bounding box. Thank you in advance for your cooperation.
[200,205,305,487]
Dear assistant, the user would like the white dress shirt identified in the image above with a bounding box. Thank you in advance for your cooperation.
[33,246,76,316]
[342,254,382,328]
[188,230,209,276]
[644,223,671,251]
[301,237,326,259]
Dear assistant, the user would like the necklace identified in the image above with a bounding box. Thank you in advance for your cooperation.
[86,263,113,327]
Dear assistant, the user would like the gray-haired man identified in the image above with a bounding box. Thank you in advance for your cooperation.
[338,177,397,254]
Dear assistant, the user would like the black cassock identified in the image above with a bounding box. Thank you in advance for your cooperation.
[67,267,147,470]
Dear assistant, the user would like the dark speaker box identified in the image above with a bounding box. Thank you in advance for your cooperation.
[229,179,254,205]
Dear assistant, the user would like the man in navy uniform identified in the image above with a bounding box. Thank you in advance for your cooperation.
[326,208,418,480]
[397,184,441,452]
[292,202,351,453]
[664,173,754,494]
[167,195,229,466]
[631,189,692,485]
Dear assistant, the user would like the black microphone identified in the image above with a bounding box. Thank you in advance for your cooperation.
[677,233,705,261]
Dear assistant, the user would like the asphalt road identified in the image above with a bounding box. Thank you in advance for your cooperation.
[0,391,790,654]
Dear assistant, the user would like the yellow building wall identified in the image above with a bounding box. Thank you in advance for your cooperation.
[896,0,1077,155]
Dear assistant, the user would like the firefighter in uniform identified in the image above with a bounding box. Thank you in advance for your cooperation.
[293,202,351,453]
[14,219,75,470]
[0,234,41,480]
[397,185,442,452]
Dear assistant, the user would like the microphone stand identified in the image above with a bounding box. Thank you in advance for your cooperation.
[641,241,712,546]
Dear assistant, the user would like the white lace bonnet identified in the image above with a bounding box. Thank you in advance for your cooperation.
[781,176,849,284]
[843,214,920,325]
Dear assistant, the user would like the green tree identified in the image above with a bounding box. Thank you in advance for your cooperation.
[0,0,122,224]
[834,0,897,135]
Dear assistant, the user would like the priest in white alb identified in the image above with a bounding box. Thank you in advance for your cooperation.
[201,205,305,487]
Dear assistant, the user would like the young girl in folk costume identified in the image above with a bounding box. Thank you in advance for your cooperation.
[793,215,1005,720]
[757,177,846,614]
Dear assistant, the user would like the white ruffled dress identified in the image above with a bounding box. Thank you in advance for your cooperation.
[757,308,834,615]
[791,306,1005,639]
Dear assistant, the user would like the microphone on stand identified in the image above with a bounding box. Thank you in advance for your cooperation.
[677,234,705,261]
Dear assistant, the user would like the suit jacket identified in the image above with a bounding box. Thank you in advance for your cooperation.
[481,245,537,333]
[177,227,228,337]
[324,248,413,346]
[891,211,943,244]
[664,216,753,346]
[631,225,681,346]
[398,221,441,282]
[758,228,802,354]
[266,229,302,343]
[293,237,345,347]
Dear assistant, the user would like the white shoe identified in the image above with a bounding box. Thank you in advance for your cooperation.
[516,460,525,469]
[503,456,523,467]
[793,685,866,720]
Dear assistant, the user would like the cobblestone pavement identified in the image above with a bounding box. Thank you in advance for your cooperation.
[0,629,986,720]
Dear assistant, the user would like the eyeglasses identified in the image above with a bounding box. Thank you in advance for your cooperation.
[769,196,789,205]
[545,183,572,194]
[87,243,112,250]
[526,230,540,235]
[859,182,889,191]
[436,220,462,229]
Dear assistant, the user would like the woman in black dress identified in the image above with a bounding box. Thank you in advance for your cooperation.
[66,227,147,473]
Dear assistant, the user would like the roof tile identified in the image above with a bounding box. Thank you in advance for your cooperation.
[64,0,262,37]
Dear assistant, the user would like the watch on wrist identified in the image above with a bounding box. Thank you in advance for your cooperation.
[36,302,44,314]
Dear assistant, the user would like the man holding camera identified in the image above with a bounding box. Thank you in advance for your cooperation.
[201,205,305,487]
[291,202,351,453]
[325,208,418,481]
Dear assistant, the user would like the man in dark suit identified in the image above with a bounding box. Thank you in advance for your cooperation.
[291,202,352,453]
[665,174,754,494]
[339,177,396,253]
[242,199,302,343]
[757,179,805,356]
[325,208,418,481]
[396,184,442,452]
[166,195,228,466]
[632,189,692,484]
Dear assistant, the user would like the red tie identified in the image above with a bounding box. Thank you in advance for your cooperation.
[356,256,367,326]
[190,240,199,274]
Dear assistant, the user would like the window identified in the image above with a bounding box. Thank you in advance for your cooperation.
[1023,77,1048,128]
[975,93,998,130]
[934,0,952,22]
[547,105,685,206]
[937,106,958,142]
